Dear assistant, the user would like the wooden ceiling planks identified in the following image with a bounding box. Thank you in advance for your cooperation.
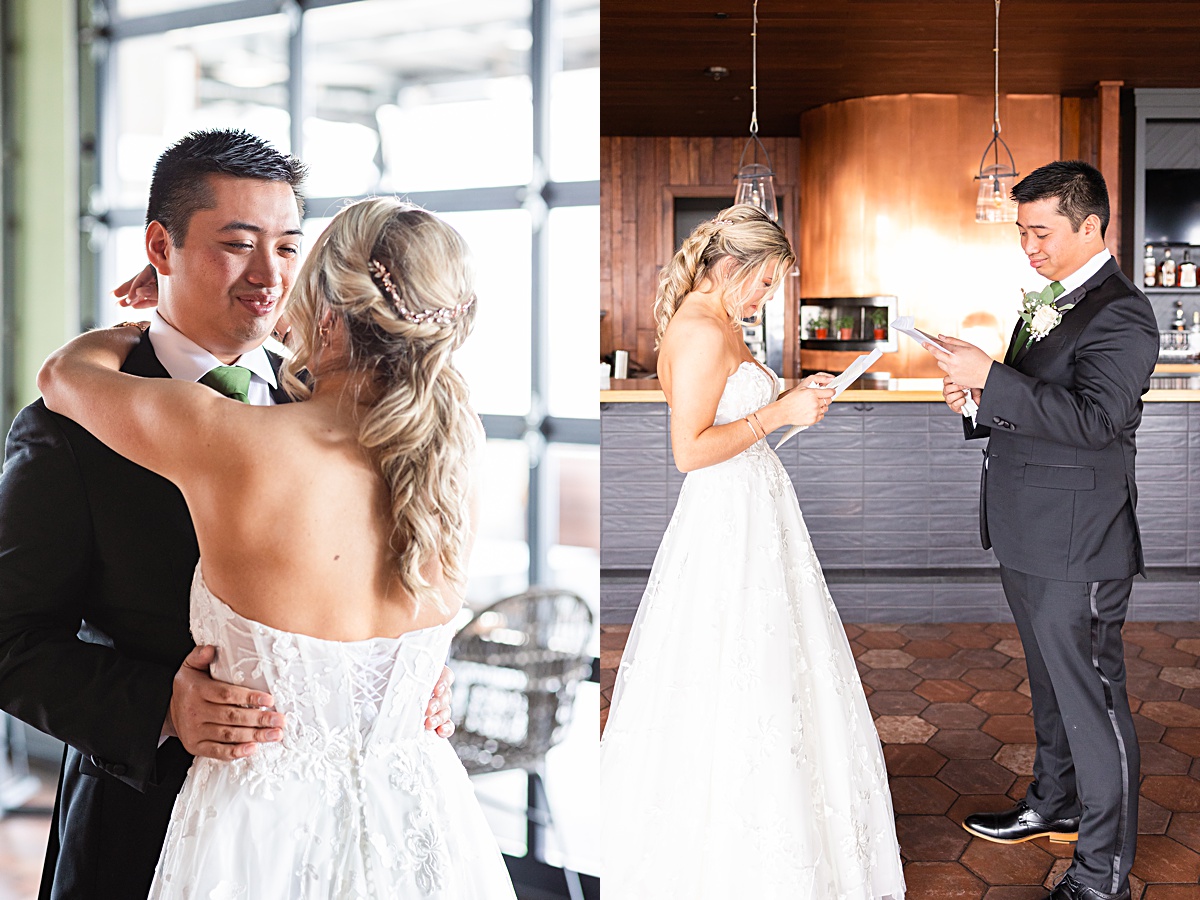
[602,1,1200,136]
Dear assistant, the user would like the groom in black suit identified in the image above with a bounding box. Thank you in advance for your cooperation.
[933,161,1159,900]
[0,130,454,899]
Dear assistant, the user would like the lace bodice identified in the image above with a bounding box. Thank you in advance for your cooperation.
[713,360,779,425]
[189,566,453,796]
[150,567,515,899]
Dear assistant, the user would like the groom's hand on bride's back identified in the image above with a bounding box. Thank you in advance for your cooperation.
[166,645,285,761]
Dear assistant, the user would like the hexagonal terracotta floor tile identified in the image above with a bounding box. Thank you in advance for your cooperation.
[858,648,917,669]
[993,639,1026,659]
[875,714,937,744]
[900,623,952,640]
[1131,835,1200,883]
[929,728,1003,760]
[1161,727,1200,757]
[982,715,1037,743]
[924,702,990,730]
[869,690,930,716]
[964,667,1024,691]
[972,690,1032,715]
[1138,796,1171,835]
[1127,674,1185,703]
[982,886,1053,899]
[947,793,1015,825]
[1139,740,1192,776]
[917,679,979,703]
[902,861,986,899]
[961,835,1054,885]
[885,743,948,776]
[897,814,972,861]
[993,743,1036,776]
[1140,646,1198,668]
[954,648,1012,669]
[889,776,959,815]
[859,629,910,649]
[912,657,970,680]
[862,667,922,692]
[1132,714,1167,743]
[905,639,961,659]
[1140,701,1200,728]
[1141,775,1200,813]
[946,629,1001,650]
[938,758,1017,796]
[1165,811,1200,852]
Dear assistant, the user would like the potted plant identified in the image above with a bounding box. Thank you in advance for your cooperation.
[835,314,854,341]
[871,308,888,340]
[808,315,830,340]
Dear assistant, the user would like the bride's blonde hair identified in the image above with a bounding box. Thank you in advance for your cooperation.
[281,198,479,612]
[653,203,794,348]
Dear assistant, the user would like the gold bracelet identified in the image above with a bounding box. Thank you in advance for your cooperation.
[745,417,760,441]
[751,411,766,436]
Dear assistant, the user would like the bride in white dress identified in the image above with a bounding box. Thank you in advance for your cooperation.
[601,204,905,899]
[38,199,516,899]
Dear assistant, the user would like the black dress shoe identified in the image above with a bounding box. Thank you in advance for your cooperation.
[962,800,1079,844]
[1048,874,1130,900]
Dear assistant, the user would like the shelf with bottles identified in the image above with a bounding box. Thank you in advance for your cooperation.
[1142,241,1199,290]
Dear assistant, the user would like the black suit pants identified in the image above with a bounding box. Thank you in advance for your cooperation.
[1000,566,1138,895]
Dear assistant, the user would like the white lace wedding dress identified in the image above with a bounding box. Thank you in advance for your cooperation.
[148,566,517,900]
[601,362,905,899]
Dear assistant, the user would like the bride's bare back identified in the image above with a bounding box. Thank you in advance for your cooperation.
[183,394,466,642]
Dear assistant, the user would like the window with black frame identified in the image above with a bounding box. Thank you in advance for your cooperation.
[82,0,599,893]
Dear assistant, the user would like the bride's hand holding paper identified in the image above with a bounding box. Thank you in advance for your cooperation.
[776,378,834,427]
[925,334,996,389]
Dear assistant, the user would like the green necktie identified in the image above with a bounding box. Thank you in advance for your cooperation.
[199,366,251,404]
[1008,280,1065,362]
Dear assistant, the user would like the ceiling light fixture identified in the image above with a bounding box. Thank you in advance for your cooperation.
[734,0,778,221]
[974,0,1018,223]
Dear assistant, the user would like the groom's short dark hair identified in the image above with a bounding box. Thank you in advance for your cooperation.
[1011,160,1109,238]
[146,129,308,246]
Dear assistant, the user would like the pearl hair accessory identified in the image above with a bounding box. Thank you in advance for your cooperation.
[368,259,475,326]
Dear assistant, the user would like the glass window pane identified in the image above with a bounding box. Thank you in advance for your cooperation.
[549,67,598,183]
[442,209,532,416]
[96,226,153,329]
[466,438,529,608]
[304,0,533,195]
[546,443,599,640]
[111,16,291,210]
[547,205,598,418]
[117,0,230,15]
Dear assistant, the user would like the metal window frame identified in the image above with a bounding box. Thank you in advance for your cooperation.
[85,0,600,580]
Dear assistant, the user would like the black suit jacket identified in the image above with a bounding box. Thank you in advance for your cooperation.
[0,333,291,899]
[965,257,1159,583]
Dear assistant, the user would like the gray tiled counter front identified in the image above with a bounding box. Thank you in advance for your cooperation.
[601,400,1200,625]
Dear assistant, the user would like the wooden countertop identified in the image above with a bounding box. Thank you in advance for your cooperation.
[601,365,1200,404]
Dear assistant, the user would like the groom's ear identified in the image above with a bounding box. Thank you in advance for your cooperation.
[145,220,173,276]
[1079,213,1102,241]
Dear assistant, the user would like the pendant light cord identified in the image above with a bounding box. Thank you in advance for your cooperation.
[992,0,1001,138]
[750,0,759,136]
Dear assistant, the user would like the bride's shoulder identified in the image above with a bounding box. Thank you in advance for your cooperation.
[660,309,727,360]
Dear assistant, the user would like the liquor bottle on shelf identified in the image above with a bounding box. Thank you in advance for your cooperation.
[1143,243,1157,288]
[1179,250,1197,289]
[1160,247,1177,288]
[1173,299,1186,332]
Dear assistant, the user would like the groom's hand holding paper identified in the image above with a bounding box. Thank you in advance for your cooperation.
[925,335,995,391]
[892,316,982,418]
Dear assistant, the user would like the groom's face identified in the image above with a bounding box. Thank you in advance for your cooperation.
[1015,197,1095,283]
[154,174,303,364]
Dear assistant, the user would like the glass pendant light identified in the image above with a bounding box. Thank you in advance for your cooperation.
[974,0,1018,224]
[734,0,778,221]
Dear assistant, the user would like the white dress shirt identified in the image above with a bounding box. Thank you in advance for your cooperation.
[1054,247,1112,300]
[147,312,279,406]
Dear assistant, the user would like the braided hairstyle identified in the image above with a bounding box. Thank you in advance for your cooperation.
[281,198,479,613]
[653,203,794,348]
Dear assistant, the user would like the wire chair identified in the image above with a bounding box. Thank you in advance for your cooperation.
[449,587,594,900]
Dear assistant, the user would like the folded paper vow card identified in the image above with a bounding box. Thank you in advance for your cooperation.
[775,348,883,448]
[890,316,978,418]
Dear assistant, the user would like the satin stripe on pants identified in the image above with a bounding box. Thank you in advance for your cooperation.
[999,566,1138,895]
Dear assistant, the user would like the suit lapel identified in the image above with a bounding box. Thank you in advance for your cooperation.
[122,331,172,379]
[265,351,294,405]
[1010,258,1119,368]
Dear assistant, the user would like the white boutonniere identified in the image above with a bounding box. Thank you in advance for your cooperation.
[1019,284,1074,349]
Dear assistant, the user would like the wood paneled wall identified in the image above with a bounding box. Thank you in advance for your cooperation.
[799,93,1063,377]
[600,136,802,371]
[602,88,1125,377]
